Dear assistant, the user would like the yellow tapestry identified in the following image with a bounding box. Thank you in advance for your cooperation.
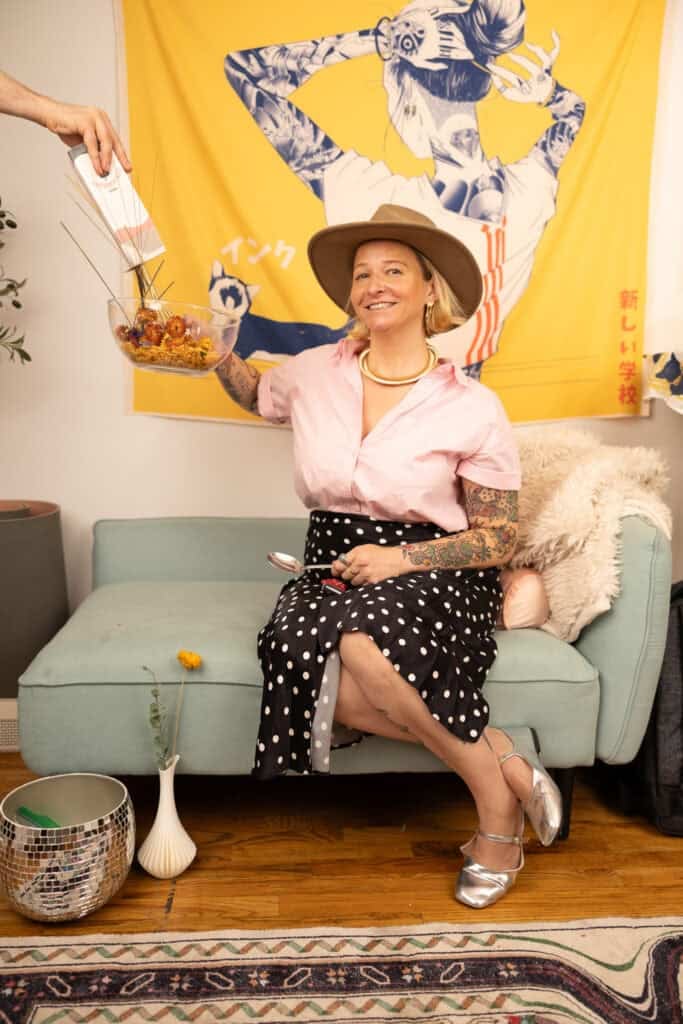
[120,0,666,424]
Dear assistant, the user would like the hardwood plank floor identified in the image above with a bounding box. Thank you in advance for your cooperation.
[0,752,681,937]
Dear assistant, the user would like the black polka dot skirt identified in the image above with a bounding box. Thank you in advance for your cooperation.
[253,510,502,779]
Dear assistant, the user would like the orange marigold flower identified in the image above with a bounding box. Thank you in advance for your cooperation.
[177,649,202,671]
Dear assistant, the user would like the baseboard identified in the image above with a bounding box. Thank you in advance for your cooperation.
[0,698,19,752]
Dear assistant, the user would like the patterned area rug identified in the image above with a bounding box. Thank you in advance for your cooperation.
[1,918,681,1023]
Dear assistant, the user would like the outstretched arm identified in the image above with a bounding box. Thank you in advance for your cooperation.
[487,32,585,177]
[215,351,262,415]
[0,69,131,175]
[225,30,375,198]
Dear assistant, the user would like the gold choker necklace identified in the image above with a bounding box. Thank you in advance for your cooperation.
[359,343,438,386]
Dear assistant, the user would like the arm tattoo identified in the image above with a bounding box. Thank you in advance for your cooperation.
[464,485,518,524]
[402,483,519,571]
[532,81,586,177]
[225,30,373,197]
[215,353,261,415]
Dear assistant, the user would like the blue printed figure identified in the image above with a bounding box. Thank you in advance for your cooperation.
[653,352,683,396]
[218,0,585,371]
[208,263,347,360]
[655,352,682,384]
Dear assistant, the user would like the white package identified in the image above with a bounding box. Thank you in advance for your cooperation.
[69,144,165,268]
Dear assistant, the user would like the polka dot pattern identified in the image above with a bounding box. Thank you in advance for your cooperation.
[253,510,502,779]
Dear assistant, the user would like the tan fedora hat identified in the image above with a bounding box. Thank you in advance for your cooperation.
[307,204,483,320]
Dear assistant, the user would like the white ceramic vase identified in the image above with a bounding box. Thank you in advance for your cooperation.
[137,755,196,879]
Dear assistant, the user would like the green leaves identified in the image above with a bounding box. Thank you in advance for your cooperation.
[0,325,30,363]
[144,666,171,770]
[143,657,199,770]
[0,196,29,365]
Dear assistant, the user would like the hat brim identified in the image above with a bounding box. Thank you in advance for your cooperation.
[307,218,483,321]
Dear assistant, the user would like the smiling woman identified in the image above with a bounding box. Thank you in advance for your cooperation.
[214,203,563,911]
[349,241,435,373]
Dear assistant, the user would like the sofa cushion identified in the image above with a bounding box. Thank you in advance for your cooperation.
[19,579,599,775]
[21,581,277,689]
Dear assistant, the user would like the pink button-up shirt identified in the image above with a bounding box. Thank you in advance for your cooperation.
[257,338,520,534]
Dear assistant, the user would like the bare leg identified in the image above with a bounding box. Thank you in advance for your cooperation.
[335,665,420,744]
[485,727,535,803]
[337,632,521,871]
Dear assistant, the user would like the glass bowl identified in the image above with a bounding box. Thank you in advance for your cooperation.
[108,298,240,376]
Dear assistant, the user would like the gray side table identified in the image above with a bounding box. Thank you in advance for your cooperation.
[0,501,68,749]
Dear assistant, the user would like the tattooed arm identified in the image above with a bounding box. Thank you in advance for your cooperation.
[401,481,518,571]
[215,352,261,415]
[531,81,585,177]
[487,33,585,178]
[225,29,375,198]
[333,481,518,586]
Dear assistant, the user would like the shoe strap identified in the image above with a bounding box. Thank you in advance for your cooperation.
[478,829,523,846]
[465,829,526,873]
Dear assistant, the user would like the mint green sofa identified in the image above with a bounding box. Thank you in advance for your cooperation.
[18,515,672,837]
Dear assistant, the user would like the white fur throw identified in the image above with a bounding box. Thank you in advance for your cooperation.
[510,429,672,643]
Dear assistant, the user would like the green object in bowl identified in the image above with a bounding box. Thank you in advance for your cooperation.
[16,805,60,828]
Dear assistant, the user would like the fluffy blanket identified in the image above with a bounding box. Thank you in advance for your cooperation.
[510,429,672,642]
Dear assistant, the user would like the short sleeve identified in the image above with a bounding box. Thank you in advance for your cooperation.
[457,391,521,491]
[257,360,295,424]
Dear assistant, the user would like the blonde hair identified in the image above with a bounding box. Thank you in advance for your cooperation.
[346,248,467,341]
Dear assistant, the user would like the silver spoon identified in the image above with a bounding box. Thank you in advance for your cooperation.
[267,551,333,574]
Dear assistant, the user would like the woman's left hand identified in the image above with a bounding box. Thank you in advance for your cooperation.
[332,544,407,586]
[487,31,560,106]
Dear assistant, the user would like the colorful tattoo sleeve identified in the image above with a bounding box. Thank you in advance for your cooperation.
[402,481,518,571]
[215,353,261,415]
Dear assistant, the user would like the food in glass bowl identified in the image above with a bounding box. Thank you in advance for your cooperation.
[108,299,240,375]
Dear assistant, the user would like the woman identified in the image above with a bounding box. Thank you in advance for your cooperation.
[216,203,562,909]
[223,0,585,371]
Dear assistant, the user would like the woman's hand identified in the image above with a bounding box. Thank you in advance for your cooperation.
[487,31,560,106]
[332,545,407,586]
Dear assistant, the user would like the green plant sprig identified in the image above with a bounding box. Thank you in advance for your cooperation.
[143,666,171,770]
[0,197,29,364]
[0,325,30,363]
[143,652,202,770]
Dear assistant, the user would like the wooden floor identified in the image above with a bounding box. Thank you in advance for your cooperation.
[0,752,681,937]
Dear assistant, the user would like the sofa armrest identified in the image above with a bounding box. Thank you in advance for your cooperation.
[93,517,308,585]
[574,516,672,764]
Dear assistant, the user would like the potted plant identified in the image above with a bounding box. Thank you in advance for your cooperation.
[0,196,29,363]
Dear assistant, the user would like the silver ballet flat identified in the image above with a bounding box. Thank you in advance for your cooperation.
[498,735,563,847]
[455,827,525,909]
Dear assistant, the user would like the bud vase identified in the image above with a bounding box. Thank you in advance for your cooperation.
[137,755,196,879]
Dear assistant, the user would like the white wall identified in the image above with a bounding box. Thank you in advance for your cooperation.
[1,0,680,612]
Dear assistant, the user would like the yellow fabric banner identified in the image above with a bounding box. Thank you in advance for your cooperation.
[121,0,666,424]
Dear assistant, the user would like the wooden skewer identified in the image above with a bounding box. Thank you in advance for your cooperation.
[67,194,121,255]
[60,222,132,325]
